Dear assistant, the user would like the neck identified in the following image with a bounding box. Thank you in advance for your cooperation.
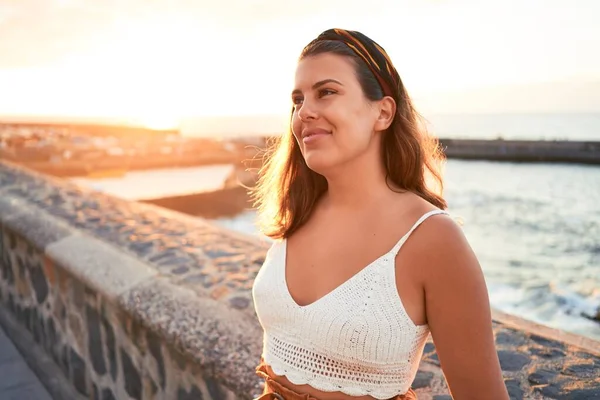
[321,150,396,211]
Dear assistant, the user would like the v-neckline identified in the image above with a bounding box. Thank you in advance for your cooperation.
[279,209,449,310]
[281,238,394,309]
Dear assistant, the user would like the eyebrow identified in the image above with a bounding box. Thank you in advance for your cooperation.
[291,79,343,95]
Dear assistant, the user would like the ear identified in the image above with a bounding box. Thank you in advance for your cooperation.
[374,96,396,132]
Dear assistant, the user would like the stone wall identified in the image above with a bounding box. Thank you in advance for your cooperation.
[0,159,599,400]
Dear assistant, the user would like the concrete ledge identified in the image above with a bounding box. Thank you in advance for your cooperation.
[492,309,600,356]
[0,196,28,221]
[119,277,264,396]
[46,234,158,303]
[0,195,79,250]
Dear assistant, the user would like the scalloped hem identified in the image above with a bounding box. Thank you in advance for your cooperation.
[263,356,413,400]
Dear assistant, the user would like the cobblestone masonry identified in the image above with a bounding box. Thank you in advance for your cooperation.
[0,160,599,399]
[0,224,241,399]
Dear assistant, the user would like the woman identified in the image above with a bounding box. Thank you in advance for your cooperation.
[251,28,509,400]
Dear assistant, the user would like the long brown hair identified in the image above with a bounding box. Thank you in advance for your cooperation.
[251,39,447,240]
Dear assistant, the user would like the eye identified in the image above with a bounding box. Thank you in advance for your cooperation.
[318,88,336,97]
[292,95,303,106]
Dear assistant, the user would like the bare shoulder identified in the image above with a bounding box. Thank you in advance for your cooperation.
[403,207,509,398]
[391,191,476,279]
[402,208,476,280]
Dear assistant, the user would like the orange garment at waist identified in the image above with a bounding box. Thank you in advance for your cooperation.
[255,359,418,400]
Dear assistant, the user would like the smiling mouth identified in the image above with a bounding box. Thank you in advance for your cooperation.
[304,132,323,138]
[302,130,330,144]
[302,129,331,139]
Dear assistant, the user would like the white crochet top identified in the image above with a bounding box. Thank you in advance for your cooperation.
[252,210,448,399]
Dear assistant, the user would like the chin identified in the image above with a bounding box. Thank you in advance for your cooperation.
[303,151,338,175]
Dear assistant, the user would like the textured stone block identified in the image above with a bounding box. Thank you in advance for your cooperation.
[101,315,118,381]
[412,371,434,389]
[118,277,263,395]
[69,347,88,396]
[177,384,204,400]
[0,196,25,223]
[46,235,158,301]
[86,306,106,376]
[121,348,142,400]
[1,199,78,250]
[504,379,523,400]
[29,261,49,305]
[497,350,530,371]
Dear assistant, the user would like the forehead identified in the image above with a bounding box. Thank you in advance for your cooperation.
[294,53,357,87]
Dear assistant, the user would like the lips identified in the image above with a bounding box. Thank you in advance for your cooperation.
[301,128,331,144]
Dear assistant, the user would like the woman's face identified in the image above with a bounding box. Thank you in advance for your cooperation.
[291,53,385,174]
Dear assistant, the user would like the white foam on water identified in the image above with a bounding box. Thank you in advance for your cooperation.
[488,281,600,339]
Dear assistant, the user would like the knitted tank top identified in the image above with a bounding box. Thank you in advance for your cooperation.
[252,210,449,399]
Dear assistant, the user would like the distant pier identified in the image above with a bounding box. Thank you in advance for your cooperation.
[439,138,600,165]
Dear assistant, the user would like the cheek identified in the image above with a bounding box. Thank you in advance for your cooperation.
[336,112,373,148]
[336,130,370,156]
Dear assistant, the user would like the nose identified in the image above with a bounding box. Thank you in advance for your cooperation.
[297,99,317,122]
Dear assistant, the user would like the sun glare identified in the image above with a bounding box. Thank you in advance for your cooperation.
[38,15,256,125]
[1,3,598,122]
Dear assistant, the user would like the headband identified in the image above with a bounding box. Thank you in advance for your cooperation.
[310,28,400,99]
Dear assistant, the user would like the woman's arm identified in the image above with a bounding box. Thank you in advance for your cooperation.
[419,216,509,399]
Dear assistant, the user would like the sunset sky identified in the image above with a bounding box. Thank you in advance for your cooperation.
[0,0,599,129]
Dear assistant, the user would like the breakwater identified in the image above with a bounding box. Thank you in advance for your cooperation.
[0,160,599,399]
[439,138,600,164]
[142,185,253,219]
